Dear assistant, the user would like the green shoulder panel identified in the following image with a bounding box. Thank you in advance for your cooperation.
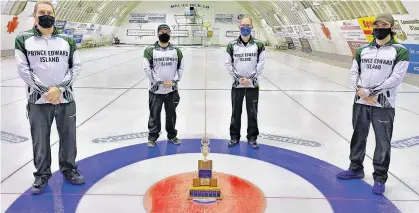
[254,39,265,57]
[144,46,154,62]
[226,41,235,56]
[254,39,265,51]
[56,34,77,68]
[14,29,35,53]
[354,44,369,65]
[175,47,183,60]
[56,34,76,49]
[174,47,183,69]
[392,44,410,62]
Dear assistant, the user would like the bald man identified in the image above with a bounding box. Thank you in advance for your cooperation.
[225,17,265,149]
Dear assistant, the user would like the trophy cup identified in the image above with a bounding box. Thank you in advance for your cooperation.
[201,138,210,161]
[188,138,221,200]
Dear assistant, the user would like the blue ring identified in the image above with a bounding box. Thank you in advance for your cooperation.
[5,139,400,213]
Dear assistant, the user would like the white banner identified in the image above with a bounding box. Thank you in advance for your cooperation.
[273,26,288,37]
[284,25,302,47]
[393,15,419,44]
[171,30,189,37]
[215,14,251,24]
[337,20,368,42]
[225,30,255,37]
[128,13,166,23]
[73,23,87,34]
[127,29,155,36]
[301,24,318,39]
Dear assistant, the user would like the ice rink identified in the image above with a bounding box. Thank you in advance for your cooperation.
[2,45,419,213]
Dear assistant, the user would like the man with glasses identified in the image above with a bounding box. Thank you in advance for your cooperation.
[225,16,265,149]
[143,24,184,148]
[337,13,410,195]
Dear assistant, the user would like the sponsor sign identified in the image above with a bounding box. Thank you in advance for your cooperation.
[393,15,419,74]
[91,132,322,147]
[72,34,83,47]
[285,37,294,49]
[405,44,419,74]
[301,24,317,39]
[54,20,67,30]
[392,136,419,149]
[287,25,302,49]
[357,17,375,42]
[346,41,371,56]
[85,23,95,32]
[1,131,28,143]
[171,30,189,37]
[258,133,321,147]
[63,29,73,35]
[273,26,287,37]
[170,3,210,9]
[127,29,155,36]
[215,14,251,24]
[90,132,419,149]
[193,30,205,37]
[338,20,369,56]
[128,13,166,23]
[91,132,149,143]
[225,30,255,37]
[299,38,312,53]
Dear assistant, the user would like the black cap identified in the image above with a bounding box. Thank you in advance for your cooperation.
[157,24,171,32]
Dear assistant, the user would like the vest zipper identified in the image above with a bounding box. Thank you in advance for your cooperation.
[368,47,380,88]
[45,36,52,86]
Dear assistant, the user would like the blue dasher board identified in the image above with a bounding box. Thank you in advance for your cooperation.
[199,169,212,178]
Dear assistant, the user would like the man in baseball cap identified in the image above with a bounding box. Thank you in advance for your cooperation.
[372,13,395,40]
[157,24,171,32]
[143,23,185,147]
[337,12,410,195]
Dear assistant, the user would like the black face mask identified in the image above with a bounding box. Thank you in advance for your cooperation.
[38,15,55,28]
[373,28,392,40]
[158,33,170,43]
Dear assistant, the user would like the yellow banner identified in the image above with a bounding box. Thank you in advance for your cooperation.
[358,17,375,42]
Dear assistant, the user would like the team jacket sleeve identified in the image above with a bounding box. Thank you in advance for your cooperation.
[249,43,265,81]
[15,36,49,94]
[370,46,410,96]
[173,48,184,85]
[225,43,242,80]
[56,39,81,92]
[143,47,161,84]
[349,49,362,90]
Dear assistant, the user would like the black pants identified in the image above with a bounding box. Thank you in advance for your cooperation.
[230,87,259,141]
[349,103,395,183]
[148,90,180,141]
[27,102,78,179]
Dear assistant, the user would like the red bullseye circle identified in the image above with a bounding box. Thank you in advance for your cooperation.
[143,172,266,213]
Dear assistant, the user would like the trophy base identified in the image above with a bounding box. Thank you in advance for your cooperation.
[188,185,222,200]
